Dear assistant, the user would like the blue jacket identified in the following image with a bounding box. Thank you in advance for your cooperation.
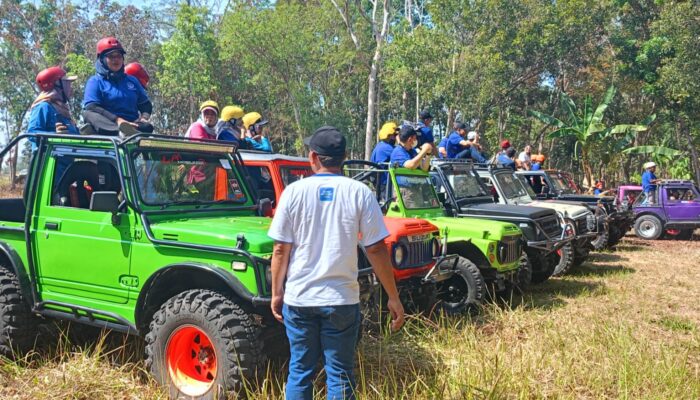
[28,102,78,135]
[416,122,434,147]
[245,137,272,152]
[371,141,395,164]
[446,131,467,159]
[437,137,448,159]
[390,146,418,168]
[497,153,516,170]
[642,171,657,193]
[83,60,150,121]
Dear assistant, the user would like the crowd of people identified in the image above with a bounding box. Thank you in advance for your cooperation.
[370,115,548,174]
[27,36,272,153]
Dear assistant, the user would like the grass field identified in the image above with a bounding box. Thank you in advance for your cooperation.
[1,235,699,399]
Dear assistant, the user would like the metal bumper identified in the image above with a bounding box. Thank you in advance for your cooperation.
[526,224,575,253]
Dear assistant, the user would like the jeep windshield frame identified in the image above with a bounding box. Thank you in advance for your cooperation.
[546,171,576,195]
[431,162,493,209]
[492,170,535,205]
[394,173,443,210]
[123,137,256,212]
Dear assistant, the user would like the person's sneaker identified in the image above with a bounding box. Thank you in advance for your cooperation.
[118,121,139,136]
[79,123,96,135]
[137,121,154,133]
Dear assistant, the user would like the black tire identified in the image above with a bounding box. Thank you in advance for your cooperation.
[634,215,663,240]
[607,223,628,248]
[552,242,575,277]
[145,289,264,399]
[527,249,555,284]
[515,252,533,290]
[590,224,609,251]
[663,229,693,241]
[572,245,590,268]
[435,257,485,315]
[0,265,38,357]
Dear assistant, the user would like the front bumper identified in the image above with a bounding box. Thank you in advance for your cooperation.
[422,254,460,283]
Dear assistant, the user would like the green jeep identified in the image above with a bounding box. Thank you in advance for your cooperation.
[343,161,525,295]
[0,134,281,399]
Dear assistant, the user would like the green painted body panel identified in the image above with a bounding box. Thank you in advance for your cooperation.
[384,167,521,272]
[0,136,274,327]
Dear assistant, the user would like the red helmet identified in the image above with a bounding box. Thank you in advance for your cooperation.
[36,66,67,91]
[96,37,125,57]
[125,62,149,88]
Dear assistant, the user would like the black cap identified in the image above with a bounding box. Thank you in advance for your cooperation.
[419,110,433,120]
[456,122,468,131]
[303,125,346,156]
[399,125,417,142]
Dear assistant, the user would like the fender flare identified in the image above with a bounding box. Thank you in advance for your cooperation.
[0,241,33,302]
[134,262,266,331]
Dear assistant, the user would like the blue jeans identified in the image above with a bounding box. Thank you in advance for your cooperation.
[283,303,361,400]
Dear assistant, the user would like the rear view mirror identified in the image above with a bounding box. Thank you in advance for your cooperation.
[258,198,273,218]
[90,191,119,213]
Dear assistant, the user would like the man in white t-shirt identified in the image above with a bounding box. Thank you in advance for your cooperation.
[268,125,404,400]
[518,144,532,170]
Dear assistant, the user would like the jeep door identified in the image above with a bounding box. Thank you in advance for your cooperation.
[33,146,132,305]
[663,186,700,222]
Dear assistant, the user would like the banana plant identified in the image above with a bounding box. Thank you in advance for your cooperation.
[529,86,651,187]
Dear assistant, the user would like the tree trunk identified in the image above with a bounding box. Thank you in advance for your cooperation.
[679,116,700,186]
[364,0,391,160]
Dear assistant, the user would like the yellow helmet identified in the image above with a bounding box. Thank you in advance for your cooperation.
[221,105,245,122]
[378,122,399,140]
[199,100,220,114]
[242,112,265,129]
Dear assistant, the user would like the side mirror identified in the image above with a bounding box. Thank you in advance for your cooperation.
[90,191,119,213]
[258,198,273,218]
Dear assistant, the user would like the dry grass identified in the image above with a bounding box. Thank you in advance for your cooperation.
[1,235,699,399]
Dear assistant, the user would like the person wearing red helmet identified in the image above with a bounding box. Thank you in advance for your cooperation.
[81,37,153,136]
[28,66,79,135]
[125,62,149,89]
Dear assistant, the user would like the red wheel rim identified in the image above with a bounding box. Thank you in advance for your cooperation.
[666,229,681,236]
[166,325,218,397]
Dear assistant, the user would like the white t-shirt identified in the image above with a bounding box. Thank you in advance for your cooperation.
[267,173,389,307]
[518,152,531,166]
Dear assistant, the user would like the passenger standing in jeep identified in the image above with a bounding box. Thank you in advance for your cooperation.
[269,126,404,400]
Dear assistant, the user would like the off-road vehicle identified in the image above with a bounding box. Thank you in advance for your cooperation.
[343,161,525,296]
[428,159,573,284]
[240,151,483,314]
[478,166,601,275]
[517,169,633,249]
[0,133,286,399]
[631,180,700,240]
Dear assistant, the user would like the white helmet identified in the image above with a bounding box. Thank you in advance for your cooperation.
[643,161,657,169]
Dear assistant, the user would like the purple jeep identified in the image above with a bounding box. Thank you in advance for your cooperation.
[632,180,700,240]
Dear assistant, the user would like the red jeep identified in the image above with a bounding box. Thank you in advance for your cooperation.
[239,150,482,315]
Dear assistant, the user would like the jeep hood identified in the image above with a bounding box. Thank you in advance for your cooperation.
[429,216,521,241]
[558,194,614,204]
[458,203,554,220]
[149,216,274,255]
[528,200,591,219]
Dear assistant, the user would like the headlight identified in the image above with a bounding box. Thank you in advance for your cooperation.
[431,237,440,257]
[393,244,405,267]
[563,221,576,237]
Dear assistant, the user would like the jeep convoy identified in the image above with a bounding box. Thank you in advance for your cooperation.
[0,133,649,399]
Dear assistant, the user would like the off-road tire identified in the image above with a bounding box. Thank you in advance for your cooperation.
[572,246,590,268]
[527,249,555,284]
[590,224,609,251]
[145,289,264,399]
[552,242,575,277]
[435,257,485,315]
[634,215,663,240]
[607,223,628,248]
[0,265,38,357]
[663,229,693,241]
[515,252,533,291]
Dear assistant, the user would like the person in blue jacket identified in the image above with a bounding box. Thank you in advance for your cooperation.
[497,147,517,171]
[390,125,431,171]
[370,122,398,164]
[446,122,472,159]
[416,110,435,153]
[641,161,659,204]
[29,66,79,136]
[81,37,153,136]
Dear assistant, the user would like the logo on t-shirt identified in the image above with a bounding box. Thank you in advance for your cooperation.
[319,187,334,202]
[127,81,136,90]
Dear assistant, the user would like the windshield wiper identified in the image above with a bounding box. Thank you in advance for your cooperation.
[160,200,203,209]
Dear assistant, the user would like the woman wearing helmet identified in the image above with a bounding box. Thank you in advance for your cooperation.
[124,62,150,89]
[28,66,79,135]
[241,112,271,152]
[215,105,245,143]
[185,100,220,139]
[370,121,398,164]
[81,37,153,136]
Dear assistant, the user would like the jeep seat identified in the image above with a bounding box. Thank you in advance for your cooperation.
[55,161,101,208]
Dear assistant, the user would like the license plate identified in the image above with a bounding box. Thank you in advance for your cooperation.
[408,234,430,243]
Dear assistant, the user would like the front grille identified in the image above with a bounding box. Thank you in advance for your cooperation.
[497,235,521,264]
[575,217,589,235]
[536,214,562,238]
[399,236,434,269]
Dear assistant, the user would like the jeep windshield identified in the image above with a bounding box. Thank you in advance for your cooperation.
[130,147,249,207]
[438,166,490,202]
[280,166,313,187]
[395,174,442,209]
[495,173,535,205]
[546,172,576,194]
